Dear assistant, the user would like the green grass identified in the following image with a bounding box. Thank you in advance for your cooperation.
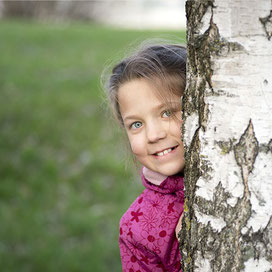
[0,19,186,271]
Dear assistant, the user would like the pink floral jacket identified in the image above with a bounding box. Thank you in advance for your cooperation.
[119,168,184,272]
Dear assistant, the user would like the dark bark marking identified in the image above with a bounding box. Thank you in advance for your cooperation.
[234,119,259,180]
[259,139,272,154]
[242,216,272,264]
[208,89,239,98]
[215,139,234,155]
[217,136,271,158]
[259,10,272,41]
[232,120,259,269]
[180,128,201,270]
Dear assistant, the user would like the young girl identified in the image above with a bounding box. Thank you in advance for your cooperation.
[104,42,186,271]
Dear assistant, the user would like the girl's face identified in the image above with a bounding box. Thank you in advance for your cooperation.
[118,78,185,176]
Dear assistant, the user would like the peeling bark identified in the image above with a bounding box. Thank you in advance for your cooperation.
[180,0,272,271]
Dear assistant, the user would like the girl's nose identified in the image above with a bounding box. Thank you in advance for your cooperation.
[146,121,167,143]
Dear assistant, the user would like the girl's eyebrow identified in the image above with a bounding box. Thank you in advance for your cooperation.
[123,115,140,122]
[123,101,180,122]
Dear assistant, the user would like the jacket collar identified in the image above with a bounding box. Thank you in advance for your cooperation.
[141,167,184,200]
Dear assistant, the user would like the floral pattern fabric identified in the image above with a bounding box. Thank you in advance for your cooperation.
[119,169,184,272]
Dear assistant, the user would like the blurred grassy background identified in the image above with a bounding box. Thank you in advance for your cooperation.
[0,20,185,271]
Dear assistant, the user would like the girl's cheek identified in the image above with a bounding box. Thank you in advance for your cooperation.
[128,135,144,156]
[171,119,182,136]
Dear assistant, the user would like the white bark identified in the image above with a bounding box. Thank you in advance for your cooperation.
[181,0,272,271]
[197,0,272,234]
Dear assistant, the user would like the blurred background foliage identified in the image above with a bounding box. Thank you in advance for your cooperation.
[0,2,186,271]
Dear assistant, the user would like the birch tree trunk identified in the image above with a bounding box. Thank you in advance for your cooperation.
[180,0,272,271]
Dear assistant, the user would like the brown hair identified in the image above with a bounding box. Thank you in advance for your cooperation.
[104,42,187,126]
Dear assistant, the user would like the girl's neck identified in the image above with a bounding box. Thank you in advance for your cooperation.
[142,167,168,186]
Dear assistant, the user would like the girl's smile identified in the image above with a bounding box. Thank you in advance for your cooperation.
[118,78,185,176]
[152,145,179,157]
[153,146,177,157]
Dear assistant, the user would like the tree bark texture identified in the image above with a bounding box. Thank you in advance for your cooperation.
[180,0,272,271]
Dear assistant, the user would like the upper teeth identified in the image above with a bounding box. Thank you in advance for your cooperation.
[156,148,172,156]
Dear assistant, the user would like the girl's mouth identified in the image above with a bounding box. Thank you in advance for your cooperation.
[153,146,178,157]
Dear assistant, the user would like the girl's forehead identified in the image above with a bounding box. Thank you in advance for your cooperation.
[118,78,180,103]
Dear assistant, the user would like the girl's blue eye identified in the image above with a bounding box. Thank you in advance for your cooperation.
[131,121,142,129]
[162,110,172,117]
